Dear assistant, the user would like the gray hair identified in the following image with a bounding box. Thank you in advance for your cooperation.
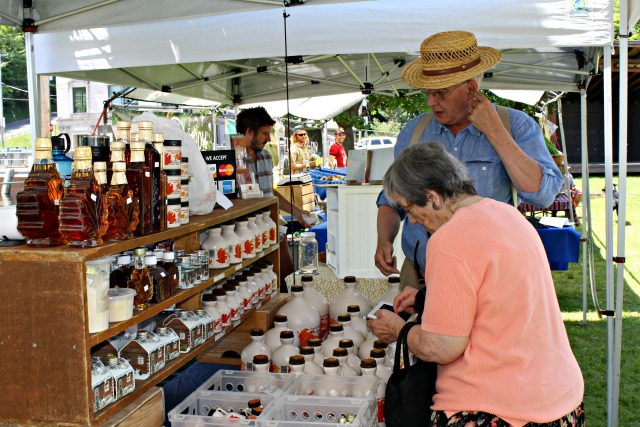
[383,142,477,206]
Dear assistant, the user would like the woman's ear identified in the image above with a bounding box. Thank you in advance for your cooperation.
[467,79,479,92]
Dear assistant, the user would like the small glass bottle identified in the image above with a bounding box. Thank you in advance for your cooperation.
[94,161,109,194]
[129,247,154,309]
[105,161,139,240]
[160,251,179,297]
[16,137,66,247]
[145,254,171,304]
[298,232,318,274]
[126,141,152,236]
[114,121,132,166]
[110,255,133,288]
[138,121,164,232]
[58,146,109,247]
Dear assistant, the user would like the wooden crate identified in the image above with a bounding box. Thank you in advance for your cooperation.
[98,387,164,427]
[277,183,315,214]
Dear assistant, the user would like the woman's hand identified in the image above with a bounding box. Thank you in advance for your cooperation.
[394,286,418,314]
[366,309,406,344]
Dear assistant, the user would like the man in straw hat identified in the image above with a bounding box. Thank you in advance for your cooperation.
[375,31,563,287]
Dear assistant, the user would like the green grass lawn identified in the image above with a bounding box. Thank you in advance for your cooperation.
[556,176,640,426]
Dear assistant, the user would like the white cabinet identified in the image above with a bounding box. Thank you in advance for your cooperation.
[325,185,403,278]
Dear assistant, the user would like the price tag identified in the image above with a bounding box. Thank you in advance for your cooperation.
[54,199,60,205]
[144,285,149,291]
[258,251,264,258]
[127,198,132,204]
[233,320,241,328]
[161,272,166,277]
[145,172,151,177]
[90,193,97,201]
[215,331,226,341]
[256,301,262,309]
[214,273,225,282]
[155,162,160,167]
[235,264,243,271]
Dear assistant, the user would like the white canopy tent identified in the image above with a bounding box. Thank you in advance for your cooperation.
[1,0,639,425]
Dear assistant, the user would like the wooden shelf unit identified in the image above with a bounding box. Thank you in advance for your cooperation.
[0,197,279,426]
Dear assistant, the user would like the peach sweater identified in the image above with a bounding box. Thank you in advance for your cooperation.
[422,198,583,426]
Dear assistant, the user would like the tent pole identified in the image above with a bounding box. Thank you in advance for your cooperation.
[24,31,41,151]
[555,97,574,225]
[602,45,616,427]
[578,88,588,325]
[612,3,630,423]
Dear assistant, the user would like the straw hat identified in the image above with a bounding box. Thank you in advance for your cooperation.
[402,31,503,89]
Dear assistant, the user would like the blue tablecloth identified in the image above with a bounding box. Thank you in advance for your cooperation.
[310,167,347,200]
[536,226,581,270]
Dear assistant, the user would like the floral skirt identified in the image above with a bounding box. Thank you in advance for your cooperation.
[430,402,584,427]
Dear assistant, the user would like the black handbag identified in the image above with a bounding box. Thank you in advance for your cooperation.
[384,319,437,427]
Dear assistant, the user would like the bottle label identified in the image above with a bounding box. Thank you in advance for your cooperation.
[235,244,242,260]
[298,327,320,347]
[378,398,385,423]
[221,312,230,325]
[243,239,254,256]
[269,228,276,243]
[320,314,330,339]
[230,308,239,320]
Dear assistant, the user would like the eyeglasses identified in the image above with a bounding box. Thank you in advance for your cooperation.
[421,80,468,101]
[296,133,307,137]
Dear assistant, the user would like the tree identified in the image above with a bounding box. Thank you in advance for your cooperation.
[0,26,28,122]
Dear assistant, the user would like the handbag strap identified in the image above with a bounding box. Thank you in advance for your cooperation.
[393,321,419,375]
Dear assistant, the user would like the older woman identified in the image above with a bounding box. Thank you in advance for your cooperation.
[367,143,584,427]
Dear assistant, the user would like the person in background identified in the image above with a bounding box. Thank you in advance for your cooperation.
[374,30,563,288]
[328,127,348,168]
[289,125,315,172]
[235,107,313,289]
[368,142,584,427]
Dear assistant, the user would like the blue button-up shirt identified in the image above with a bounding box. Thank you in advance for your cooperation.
[376,106,563,271]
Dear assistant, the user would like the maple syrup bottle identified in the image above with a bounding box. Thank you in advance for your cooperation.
[113,121,132,169]
[58,146,108,247]
[129,247,154,310]
[105,161,139,240]
[94,161,109,194]
[127,142,152,236]
[108,139,127,184]
[138,121,163,232]
[152,132,168,231]
[16,137,66,247]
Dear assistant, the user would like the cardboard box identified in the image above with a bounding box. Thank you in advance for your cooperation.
[276,183,315,214]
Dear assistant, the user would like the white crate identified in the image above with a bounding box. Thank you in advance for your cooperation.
[282,374,380,400]
[197,370,294,395]
[168,390,275,427]
[257,395,377,427]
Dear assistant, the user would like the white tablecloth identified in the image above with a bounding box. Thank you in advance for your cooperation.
[285,263,388,304]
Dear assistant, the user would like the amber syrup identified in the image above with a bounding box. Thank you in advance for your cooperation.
[16,137,66,247]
